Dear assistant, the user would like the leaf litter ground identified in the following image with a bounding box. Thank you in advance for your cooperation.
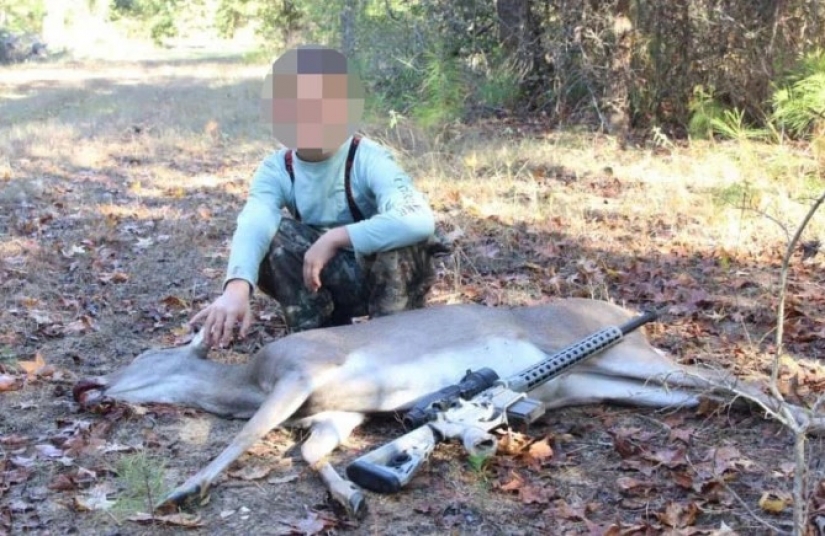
[2,55,825,535]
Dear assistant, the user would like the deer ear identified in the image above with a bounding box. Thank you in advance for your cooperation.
[189,330,210,359]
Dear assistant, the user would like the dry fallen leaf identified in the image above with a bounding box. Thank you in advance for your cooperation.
[34,444,64,458]
[134,237,154,250]
[0,434,28,447]
[497,430,533,455]
[18,353,47,379]
[643,446,687,469]
[267,473,299,485]
[73,484,116,511]
[64,316,96,335]
[668,427,695,444]
[518,484,556,505]
[616,476,655,496]
[758,491,791,514]
[7,500,34,513]
[525,437,554,465]
[656,501,699,528]
[609,427,644,458]
[706,445,749,475]
[127,512,205,527]
[671,471,695,491]
[99,271,129,284]
[161,295,189,310]
[2,467,33,488]
[0,374,21,392]
[283,511,338,535]
[228,464,272,481]
[546,499,587,521]
[10,455,35,468]
[777,462,795,478]
[100,442,136,454]
[48,473,79,491]
[27,310,52,324]
[498,471,524,492]
[18,297,39,309]
[61,244,86,258]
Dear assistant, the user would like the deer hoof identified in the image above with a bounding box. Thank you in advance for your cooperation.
[327,487,367,520]
[72,379,106,407]
[156,483,202,512]
[348,490,367,520]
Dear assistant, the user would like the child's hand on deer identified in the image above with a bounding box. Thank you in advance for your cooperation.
[190,279,253,347]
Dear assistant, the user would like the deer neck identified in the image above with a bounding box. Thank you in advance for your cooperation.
[180,358,266,418]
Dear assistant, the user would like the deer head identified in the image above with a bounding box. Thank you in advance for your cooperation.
[74,332,211,407]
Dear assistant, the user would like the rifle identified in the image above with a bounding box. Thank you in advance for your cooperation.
[345,310,658,494]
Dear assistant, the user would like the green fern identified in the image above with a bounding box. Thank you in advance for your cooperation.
[772,49,825,137]
[710,108,771,141]
[688,85,724,140]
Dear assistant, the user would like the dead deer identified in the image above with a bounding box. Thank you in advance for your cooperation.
[73,298,821,517]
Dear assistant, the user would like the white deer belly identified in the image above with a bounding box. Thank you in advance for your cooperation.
[307,337,548,412]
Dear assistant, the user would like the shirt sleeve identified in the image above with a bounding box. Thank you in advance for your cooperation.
[345,144,435,255]
[224,155,287,287]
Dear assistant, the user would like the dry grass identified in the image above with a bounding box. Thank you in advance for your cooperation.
[389,129,824,251]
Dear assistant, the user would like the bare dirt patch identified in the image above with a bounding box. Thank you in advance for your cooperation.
[2,54,825,535]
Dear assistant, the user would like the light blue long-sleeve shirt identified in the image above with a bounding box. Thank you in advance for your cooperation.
[224,136,435,287]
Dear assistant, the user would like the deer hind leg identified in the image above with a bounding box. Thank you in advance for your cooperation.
[541,370,706,410]
[648,365,825,434]
[535,342,710,410]
[661,365,825,434]
[588,345,825,432]
[158,372,314,510]
[550,345,825,434]
[299,411,367,518]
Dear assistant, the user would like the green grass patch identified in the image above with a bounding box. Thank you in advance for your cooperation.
[110,452,169,520]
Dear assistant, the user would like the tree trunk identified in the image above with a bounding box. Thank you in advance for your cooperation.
[496,0,542,103]
[606,0,632,144]
[340,0,358,59]
[499,0,537,70]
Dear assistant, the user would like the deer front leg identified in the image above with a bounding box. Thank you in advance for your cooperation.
[300,412,366,518]
[157,373,314,510]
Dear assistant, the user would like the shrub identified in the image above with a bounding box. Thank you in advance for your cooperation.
[772,49,825,138]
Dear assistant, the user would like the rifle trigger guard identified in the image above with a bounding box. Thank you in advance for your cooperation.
[460,427,498,458]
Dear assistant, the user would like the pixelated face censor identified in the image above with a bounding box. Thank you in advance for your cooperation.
[260,46,365,153]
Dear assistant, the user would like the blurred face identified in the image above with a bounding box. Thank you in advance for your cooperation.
[261,46,365,154]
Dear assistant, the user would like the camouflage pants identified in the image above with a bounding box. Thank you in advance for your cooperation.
[257,218,437,332]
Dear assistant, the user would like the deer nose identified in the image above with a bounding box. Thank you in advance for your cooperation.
[72,378,107,406]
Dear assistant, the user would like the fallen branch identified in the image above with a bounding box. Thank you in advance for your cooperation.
[771,189,825,535]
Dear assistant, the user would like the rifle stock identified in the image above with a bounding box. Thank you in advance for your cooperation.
[345,425,437,493]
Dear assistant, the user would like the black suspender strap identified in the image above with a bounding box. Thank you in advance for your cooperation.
[284,149,301,221]
[284,135,364,223]
[344,136,365,222]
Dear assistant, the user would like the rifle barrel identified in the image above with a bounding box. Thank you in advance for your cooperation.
[506,310,658,393]
[619,310,658,335]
